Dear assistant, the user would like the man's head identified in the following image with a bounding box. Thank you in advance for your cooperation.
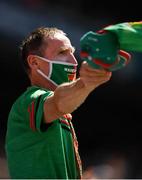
[20,27,77,89]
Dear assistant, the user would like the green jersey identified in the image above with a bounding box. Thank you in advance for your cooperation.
[5,86,82,179]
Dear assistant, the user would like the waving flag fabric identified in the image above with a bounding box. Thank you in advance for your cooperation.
[104,21,142,52]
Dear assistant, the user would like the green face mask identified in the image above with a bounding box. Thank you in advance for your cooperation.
[36,56,78,86]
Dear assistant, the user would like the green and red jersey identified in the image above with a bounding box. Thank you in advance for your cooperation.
[5,86,82,179]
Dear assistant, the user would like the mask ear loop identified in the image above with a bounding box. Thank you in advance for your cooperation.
[35,55,53,78]
[37,68,58,86]
[47,61,52,79]
[36,55,58,86]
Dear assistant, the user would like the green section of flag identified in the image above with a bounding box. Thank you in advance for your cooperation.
[104,21,142,52]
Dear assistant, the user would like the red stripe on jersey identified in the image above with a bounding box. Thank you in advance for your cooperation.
[28,101,36,131]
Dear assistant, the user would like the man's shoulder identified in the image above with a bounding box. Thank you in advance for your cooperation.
[25,86,53,98]
[13,86,53,106]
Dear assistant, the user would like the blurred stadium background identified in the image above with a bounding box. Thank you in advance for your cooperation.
[1,0,142,178]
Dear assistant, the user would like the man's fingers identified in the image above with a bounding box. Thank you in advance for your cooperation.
[80,61,111,77]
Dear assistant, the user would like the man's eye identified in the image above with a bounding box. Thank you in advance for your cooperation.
[59,50,67,55]
[59,48,75,55]
[59,51,65,54]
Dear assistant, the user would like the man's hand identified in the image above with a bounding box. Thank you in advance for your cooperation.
[79,61,112,90]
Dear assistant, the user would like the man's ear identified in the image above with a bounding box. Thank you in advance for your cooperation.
[27,55,39,69]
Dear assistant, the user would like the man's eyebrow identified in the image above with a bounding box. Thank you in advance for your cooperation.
[59,46,76,52]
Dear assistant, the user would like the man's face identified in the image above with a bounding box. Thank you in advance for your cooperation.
[29,33,78,89]
[43,33,77,64]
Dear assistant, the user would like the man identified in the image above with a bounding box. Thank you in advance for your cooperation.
[5,27,112,179]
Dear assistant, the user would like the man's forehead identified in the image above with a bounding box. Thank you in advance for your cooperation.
[46,33,72,49]
[48,33,71,43]
[57,35,71,46]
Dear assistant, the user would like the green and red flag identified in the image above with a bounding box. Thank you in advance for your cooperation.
[80,21,142,71]
[104,21,142,52]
